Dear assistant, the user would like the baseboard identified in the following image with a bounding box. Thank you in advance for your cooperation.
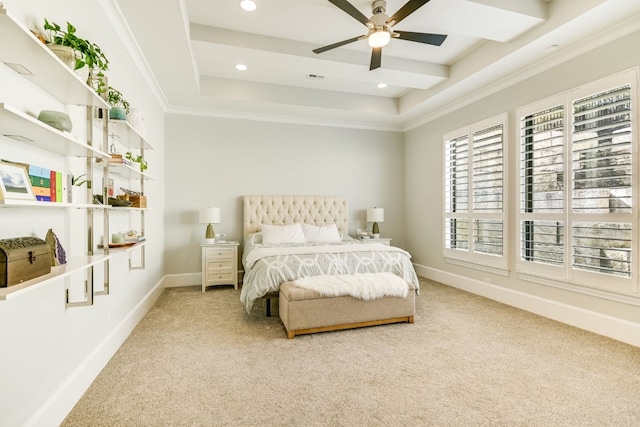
[415,264,640,348]
[164,271,244,288]
[27,277,166,427]
[164,272,200,287]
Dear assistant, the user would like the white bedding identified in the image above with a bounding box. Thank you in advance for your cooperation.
[240,238,420,313]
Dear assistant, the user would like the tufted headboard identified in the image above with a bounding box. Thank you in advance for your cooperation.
[243,195,348,237]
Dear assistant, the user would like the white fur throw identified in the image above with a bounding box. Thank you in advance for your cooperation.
[292,272,408,300]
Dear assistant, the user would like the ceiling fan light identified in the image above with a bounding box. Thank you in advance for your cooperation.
[368,30,391,48]
[240,0,256,11]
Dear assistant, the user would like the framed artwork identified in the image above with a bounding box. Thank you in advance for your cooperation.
[0,161,35,201]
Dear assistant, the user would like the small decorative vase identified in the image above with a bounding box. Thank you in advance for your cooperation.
[47,44,89,84]
[109,107,127,120]
[48,44,76,70]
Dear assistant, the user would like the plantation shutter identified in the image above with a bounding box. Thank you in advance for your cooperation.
[520,105,565,266]
[472,124,504,256]
[445,135,469,250]
[444,114,507,268]
[571,84,633,277]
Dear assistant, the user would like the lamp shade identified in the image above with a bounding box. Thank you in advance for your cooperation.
[199,207,220,224]
[367,208,384,223]
[368,30,391,48]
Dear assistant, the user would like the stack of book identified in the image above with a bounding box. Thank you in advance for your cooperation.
[124,230,145,243]
[107,154,132,166]
[28,164,73,203]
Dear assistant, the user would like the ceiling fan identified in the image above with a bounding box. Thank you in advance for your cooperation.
[313,0,447,71]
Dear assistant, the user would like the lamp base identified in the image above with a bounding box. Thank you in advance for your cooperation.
[371,234,380,239]
[204,237,216,244]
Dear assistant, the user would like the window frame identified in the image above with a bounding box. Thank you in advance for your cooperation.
[443,113,508,272]
[515,69,639,296]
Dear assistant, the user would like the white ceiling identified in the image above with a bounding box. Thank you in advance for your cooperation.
[113,0,640,130]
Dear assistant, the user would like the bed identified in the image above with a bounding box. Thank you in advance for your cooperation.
[239,195,420,319]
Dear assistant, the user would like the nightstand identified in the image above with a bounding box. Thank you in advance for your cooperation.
[201,241,239,292]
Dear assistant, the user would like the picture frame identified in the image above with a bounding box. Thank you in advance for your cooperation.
[0,161,35,201]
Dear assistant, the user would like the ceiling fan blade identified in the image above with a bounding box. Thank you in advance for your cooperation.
[328,0,372,27]
[386,0,430,26]
[369,47,382,70]
[394,31,447,46]
[313,35,366,54]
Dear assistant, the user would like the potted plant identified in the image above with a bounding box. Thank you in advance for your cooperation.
[43,19,109,91]
[71,173,91,188]
[125,152,148,173]
[107,86,130,120]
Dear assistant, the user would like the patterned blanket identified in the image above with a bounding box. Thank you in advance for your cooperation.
[240,241,419,313]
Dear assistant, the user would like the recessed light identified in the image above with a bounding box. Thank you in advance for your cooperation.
[240,0,256,11]
[377,83,387,89]
[235,64,247,71]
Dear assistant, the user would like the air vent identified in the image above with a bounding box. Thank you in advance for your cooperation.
[306,74,325,80]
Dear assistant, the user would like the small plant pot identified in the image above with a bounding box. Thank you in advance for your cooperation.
[47,44,89,83]
[109,107,127,120]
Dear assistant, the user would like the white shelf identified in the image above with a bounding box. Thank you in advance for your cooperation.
[0,199,107,209]
[0,255,109,301]
[102,119,154,150]
[106,161,154,180]
[0,103,110,158]
[98,238,153,253]
[106,206,149,212]
[0,6,108,108]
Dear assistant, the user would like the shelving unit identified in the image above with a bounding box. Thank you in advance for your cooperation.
[100,115,154,271]
[0,103,110,157]
[0,4,153,304]
[0,7,108,108]
[0,255,109,301]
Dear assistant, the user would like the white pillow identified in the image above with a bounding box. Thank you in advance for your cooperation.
[245,232,262,245]
[261,223,306,244]
[302,223,341,243]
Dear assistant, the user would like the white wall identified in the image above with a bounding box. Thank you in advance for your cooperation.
[405,30,640,336]
[164,113,405,277]
[0,1,165,425]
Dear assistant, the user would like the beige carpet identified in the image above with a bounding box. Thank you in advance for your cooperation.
[63,278,640,426]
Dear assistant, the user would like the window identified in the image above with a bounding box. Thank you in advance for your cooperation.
[444,114,507,270]
[517,70,638,295]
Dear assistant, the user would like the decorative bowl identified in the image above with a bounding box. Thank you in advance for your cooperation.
[108,197,132,207]
[37,110,72,132]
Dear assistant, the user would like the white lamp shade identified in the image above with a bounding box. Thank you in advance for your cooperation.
[368,30,391,48]
[367,207,384,223]
[199,207,220,224]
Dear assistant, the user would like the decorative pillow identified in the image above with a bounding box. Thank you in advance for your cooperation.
[261,223,306,244]
[302,223,341,243]
[245,232,263,245]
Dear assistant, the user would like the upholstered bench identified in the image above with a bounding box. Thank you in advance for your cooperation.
[278,280,416,339]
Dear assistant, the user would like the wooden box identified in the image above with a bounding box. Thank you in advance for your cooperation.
[117,194,147,208]
[0,237,52,287]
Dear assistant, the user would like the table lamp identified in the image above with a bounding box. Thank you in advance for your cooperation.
[199,207,220,243]
[367,207,384,238]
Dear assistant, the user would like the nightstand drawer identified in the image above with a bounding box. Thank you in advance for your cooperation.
[204,247,234,261]
[205,271,234,283]
[205,259,233,271]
